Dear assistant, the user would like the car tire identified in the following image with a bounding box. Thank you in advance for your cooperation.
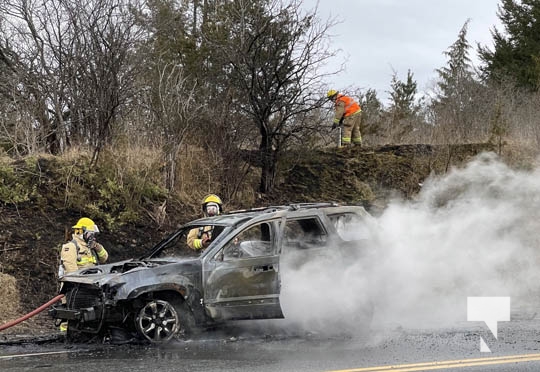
[135,298,184,343]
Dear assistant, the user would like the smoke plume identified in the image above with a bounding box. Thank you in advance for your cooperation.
[279,153,540,335]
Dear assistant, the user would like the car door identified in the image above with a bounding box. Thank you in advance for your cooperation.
[279,215,331,268]
[202,220,283,321]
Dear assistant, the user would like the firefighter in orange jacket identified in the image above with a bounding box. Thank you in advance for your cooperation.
[187,194,223,250]
[327,90,362,146]
[60,217,109,275]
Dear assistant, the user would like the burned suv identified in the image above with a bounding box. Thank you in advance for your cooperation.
[51,203,374,343]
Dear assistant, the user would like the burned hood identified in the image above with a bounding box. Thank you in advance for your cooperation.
[60,257,201,286]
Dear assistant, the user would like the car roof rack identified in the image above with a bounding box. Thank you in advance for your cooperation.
[225,205,290,215]
[225,202,340,215]
[287,202,339,210]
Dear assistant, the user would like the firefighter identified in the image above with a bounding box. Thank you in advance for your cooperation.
[327,89,362,147]
[187,194,223,250]
[58,217,108,332]
[60,217,109,275]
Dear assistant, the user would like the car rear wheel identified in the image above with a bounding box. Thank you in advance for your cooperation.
[135,299,180,343]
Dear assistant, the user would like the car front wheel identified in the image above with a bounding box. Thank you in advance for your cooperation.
[135,299,180,343]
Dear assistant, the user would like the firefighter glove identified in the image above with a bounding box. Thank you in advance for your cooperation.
[332,118,341,130]
[84,231,97,248]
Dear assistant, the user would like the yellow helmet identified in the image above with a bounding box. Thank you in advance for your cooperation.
[327,89,338,98]
[72,217,99,233]
[202,194,222,214]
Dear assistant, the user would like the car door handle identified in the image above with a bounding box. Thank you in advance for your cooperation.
[253,265,274,272]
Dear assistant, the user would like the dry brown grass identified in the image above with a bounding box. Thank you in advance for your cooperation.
[0,273,20,320]
[80,140,259,219]
[0,273,58,335]
[499,139,540,170]
[0,273,21,327]
[173,143,260,212]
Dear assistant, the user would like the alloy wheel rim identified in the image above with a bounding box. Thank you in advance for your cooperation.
[137,300,179,342]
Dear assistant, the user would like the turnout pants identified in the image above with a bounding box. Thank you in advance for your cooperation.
[342,112,362,146]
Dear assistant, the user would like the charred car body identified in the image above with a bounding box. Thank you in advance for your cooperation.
[50,203,374,343]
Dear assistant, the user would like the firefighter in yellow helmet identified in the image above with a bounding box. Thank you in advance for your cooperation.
[187,194,223,250]
[327,89,362,147]
[58,217,109,332]
[60,217,109,275]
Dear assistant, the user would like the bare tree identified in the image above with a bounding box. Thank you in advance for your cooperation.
[62,0,143,164]
[0,0,73,154]
[0,0,143,160]
[147,62,202,192]
[206,0,339,193]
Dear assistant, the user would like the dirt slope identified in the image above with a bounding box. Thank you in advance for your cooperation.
[272,143,495,214]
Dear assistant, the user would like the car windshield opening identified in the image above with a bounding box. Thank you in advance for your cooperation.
[147,225,227,259]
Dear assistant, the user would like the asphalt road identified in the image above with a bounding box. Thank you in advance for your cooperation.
[2,318,540,372]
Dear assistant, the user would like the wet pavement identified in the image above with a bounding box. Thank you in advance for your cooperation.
[2,318,540,372]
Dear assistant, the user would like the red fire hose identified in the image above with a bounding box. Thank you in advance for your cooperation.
[0,294,65,332]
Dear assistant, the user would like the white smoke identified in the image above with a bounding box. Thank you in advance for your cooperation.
[279,152,540,335]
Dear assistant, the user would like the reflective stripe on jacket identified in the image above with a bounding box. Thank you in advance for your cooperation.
[60,235,108,274]
[187,226,213,250]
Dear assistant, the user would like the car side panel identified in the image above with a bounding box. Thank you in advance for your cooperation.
[204,255,282,320]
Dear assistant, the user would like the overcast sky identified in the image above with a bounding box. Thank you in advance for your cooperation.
[302,0,502,102]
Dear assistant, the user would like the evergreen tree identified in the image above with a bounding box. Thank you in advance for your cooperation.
[436,20,475,107]
[360,89,384,121]
[386,70,421,142]
[479,0,540,90]
[389,69,419,120]
[433,20,483,140]
[358,89,384,137]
